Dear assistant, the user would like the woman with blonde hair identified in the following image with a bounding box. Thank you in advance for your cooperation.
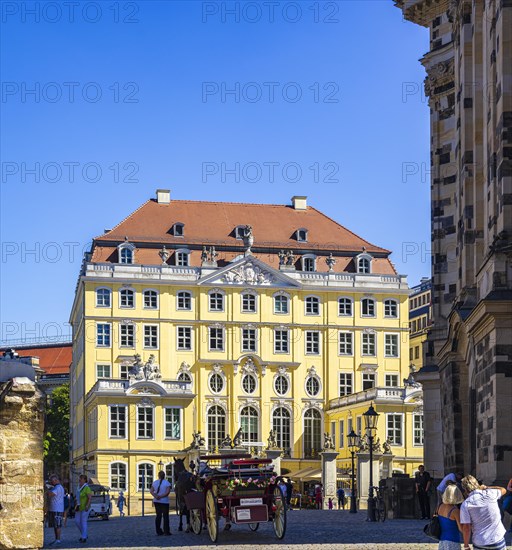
[437,484,465,549]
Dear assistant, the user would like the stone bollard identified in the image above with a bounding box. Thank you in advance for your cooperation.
[0,374,45,550]
[320,450,339,509]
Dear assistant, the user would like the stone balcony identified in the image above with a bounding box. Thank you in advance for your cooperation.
[84,378,194,403]
[327,387,406,411]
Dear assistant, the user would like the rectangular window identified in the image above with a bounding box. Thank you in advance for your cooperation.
[303,257,315,272]
[176,252,189,266]
[409,348,413,360]
[96,364,111,379]
[241,328,257,352]
[164,408,181,440]
[305,298,320,315]
[384,300,398,317]
[305,331,320,354]
[144,325,158,349]
[362,333,376,356]
[415,346,420,359]
[209,327,224,351]
[120,365,129,380]
[338,298,352,316]
[177,292,192,310]
[177,326,192,350]
[362,299,375,316]
[274,295,289,314]
[120,290,134,308]
[339,419,345,448]
[109,405,127,438]
[274,329,289,353]
[347,417,353,436]
[242,293,256,313]
[385,374,399,387]
[413,414,424,445]
[387,414,403,445]
[385,334,399,357]
[338,332,353,355]
[144,291,158,309]
[137,406,154,439]
[96,323,111,347]
[362,373,376,390]
[120,324,135,347]
[209,293,224,311]
[339,373,353,396]
[356,416,362,436]
[330,421,336,449]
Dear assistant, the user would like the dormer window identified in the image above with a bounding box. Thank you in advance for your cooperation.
[118,241,135,264]
[175,249,190,267]
[173,223,185,237]
[296,228,308,242]
[356,253,373,274]
[301,254,316,272]
[234,225,245,240]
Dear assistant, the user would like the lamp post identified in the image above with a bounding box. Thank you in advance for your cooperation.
[363,403,379,522]
[348,429,358,514]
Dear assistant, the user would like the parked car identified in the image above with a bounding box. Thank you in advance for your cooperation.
[88,484,112,520]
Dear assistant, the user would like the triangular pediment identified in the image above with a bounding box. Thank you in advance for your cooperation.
[198,256,301,288]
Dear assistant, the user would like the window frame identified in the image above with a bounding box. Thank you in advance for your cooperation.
[240,405,259,443]
[305,295,320,316]
[164,407,182,440]
[385,373,399,387]
[177,326,193,351]
[143,324,159,349]
[175,249,190,267]
[296,228,308,242]
[208,371,225,394]
[206,404,226,451]
[208,326,224,352]
[303,408,322,458]
[120,323,135,348]
[96,323,111,347]
[241,327,257,353]
[361,297,376,317]
[119,288,135,309]
[173,222,185,237]
[272,406,292,456]
[384,299,398,318]
[274,328,290,354]
[136,404,154,440]
[386,413,403,446]
[338,297,353,317]
[109,461,128,491]
[273,293,290,315]
[338,331,353,356]
[362,372,376,391]
[241,373,257,395]
[305,375,321,397]
[109,405,127,439]
[362,332,376,356]
[384,333,400,358]
[208,290,225,312]
[274,374,289,396]
[305,330,320,355]
[176,290,192,311]
[137,463,154,492]
[413,413,424,446]
[96,287,111,308]
[338,372,353,396]
[143,289,159,309]
[301,254,316,272]
[241,291,257,313]
[96,363,111,379]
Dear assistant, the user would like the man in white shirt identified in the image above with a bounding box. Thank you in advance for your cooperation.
[46,474,65,545]
[150,471,172,536]
[437,471,463,503]
[460,475,507,550]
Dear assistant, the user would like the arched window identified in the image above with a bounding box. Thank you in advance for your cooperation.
[175,249,190,267]
[338,297,352,316]
[273,407,291,456]
[120,288,135,308]
[177,371,192,384]
[274,374,289,396]
[240,406,259,443]
[296,228,308,242]
[177,291,192,310]
[361,298,375,317]
[120,247,133,264]
[207,405,226,451]
[209,291,224,312]
[384,299,398,318]
[110,462,127,491]
[356,253,372,274]
[305,296,320,315]
[304,409,322,458]
[173,222,184,237]
[137,463,154,491]
[242,373,257,394]
[96,288,111,307]
[143,289,158,309]
[301,254,316,272]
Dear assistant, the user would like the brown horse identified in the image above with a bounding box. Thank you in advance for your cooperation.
[173,458,195,532]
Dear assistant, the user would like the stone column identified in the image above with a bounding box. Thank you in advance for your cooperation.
[356,452,382,504]
[320,450,339,509]
[265,449,283,476]
[0,363,45,550]
[380,453,394,480]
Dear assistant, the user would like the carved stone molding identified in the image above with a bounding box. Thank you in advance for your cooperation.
[222,261,275,285]
[424,59,455,98]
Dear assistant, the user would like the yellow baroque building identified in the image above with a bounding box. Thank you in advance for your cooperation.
[69,191,423,512]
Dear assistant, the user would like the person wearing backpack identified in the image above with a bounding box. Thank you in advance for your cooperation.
[437,484,464,549]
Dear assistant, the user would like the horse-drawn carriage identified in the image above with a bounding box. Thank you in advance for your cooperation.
[178,453,287,543]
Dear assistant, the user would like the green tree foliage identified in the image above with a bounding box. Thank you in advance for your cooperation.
[43,383,70,470]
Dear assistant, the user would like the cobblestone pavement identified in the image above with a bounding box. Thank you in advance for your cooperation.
[44,509,512,550]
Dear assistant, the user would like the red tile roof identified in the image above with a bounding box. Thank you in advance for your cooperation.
[1,344,72,375]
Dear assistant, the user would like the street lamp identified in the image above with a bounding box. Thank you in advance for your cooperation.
[158,460,164,472]
[363,403,379,522]
[348,429,359,514]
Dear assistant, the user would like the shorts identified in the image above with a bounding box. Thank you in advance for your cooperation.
[48,512,63,528]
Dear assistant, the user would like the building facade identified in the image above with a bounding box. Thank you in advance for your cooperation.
[69,192,422,512]
[395,0,512,483]
[409,278,432,372]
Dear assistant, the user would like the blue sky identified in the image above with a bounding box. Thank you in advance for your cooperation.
[0,0,430,345]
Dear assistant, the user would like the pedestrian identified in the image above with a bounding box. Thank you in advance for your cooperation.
[315,483,323,510]
[46,474,65,545]
[328,497,333,510]
[500,477,512,529]
[337,486,346,510]
[416,464,432,519]
[460,474,507,550]
[437,472,464,504]
[285,478,293,511]
[75,474,92,543]
[117,491,126,517]
[150,470,172,536]
[63,492,69,528]
[437,484,464,550]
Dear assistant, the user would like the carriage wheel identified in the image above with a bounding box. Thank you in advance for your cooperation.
[272,486,287,539]
[248,522,259,531]
[205,489,218,542]
[190,509,202,535]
